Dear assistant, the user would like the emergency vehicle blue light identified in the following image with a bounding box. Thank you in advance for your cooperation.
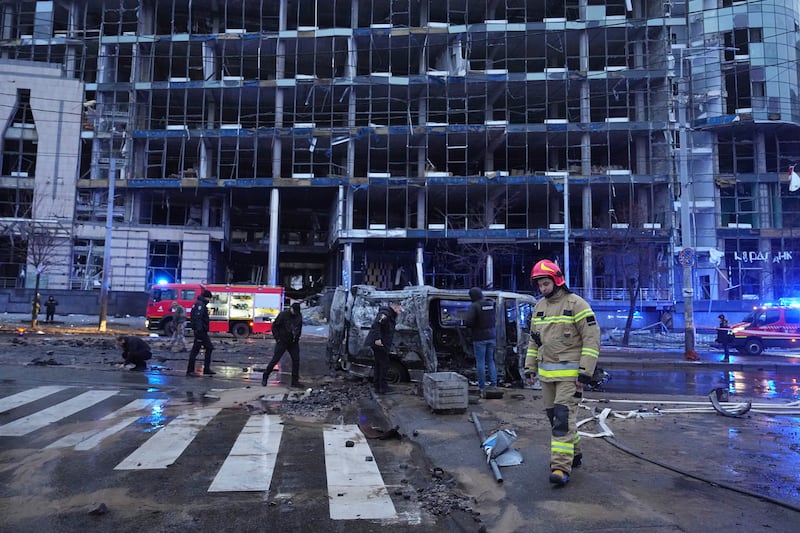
[156,278,170,286]
[777,297,800,307]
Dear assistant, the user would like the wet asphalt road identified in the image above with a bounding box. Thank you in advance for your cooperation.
[599,365,800,400]
[1,316,799,532]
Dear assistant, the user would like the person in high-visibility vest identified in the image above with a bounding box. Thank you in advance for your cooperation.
[525,259,601,487]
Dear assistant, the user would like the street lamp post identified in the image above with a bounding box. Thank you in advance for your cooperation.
[98,155,115,332]
[671,45,736,360]
[677,87,697,359]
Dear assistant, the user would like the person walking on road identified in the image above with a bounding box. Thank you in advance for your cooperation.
[45,296,58,323]
[525,259,601,487]
[464,287,497,394]
[186,289,215,376]
[168,301,189,352]
[364,302,402,395]
[117,335,152,371]
[262,303,304,387]
[717,314,732,361]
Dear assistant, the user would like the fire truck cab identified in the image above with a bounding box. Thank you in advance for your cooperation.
[145,283,284,338]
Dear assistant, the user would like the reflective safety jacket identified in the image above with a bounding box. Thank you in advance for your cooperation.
[524,288,601,382]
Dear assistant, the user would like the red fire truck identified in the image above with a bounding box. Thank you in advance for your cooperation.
[145,283,284,338]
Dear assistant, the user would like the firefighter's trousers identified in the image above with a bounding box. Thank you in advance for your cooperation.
[542,379,582,473]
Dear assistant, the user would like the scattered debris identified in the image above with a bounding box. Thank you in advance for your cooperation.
[276,381,373,417]
[358,423,402,440]
[87,502,109,516]
[416,469,478,521]
[28,358,61,366]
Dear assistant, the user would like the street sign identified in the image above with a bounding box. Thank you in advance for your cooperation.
[678,247,695,267]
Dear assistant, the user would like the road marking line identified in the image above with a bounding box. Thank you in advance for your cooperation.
[46,399,167,450]
[100,398,164,420]
[208,414,284,492]
[0,386,69,413]
[0,390,118,437]
[324,424,397,520]
[114,407,221,470]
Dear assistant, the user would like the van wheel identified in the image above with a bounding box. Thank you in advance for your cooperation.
[231,323,250,338]
[744,338,764,356]
[387,361,409,384]
[163,318,176,336]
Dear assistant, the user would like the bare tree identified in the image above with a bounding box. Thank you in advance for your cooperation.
[0,217,69,328]
[594,232,666,347]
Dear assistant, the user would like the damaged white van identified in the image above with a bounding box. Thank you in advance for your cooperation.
[326,285,536,384]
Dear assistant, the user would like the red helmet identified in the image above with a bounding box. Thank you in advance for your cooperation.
[530,259,566,286]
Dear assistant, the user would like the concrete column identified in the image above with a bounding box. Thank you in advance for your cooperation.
[583,241,593,298]
[760,237,772,302]
[343,243,352,290]
[267,188,279,286]
[346,37,356,176]
[416,188,425,229]
[415,244,425,286]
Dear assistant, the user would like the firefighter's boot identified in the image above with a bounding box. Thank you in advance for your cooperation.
[549,469,570,486]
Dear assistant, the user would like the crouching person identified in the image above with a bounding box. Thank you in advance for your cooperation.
[117,335,152,371]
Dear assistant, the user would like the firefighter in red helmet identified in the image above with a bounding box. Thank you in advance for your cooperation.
[525,259,601,486]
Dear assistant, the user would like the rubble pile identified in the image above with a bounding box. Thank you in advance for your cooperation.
[416,472,478,520]
[11,335,116,350]
[277,381,373,417]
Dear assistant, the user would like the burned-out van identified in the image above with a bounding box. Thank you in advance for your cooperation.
[326,285,536,384]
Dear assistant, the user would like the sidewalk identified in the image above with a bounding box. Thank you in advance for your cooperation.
[0,312,144,332]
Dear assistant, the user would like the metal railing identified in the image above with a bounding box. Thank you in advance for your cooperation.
[573,287,673,304]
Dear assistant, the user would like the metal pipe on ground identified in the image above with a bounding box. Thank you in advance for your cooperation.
[470,411,503,483]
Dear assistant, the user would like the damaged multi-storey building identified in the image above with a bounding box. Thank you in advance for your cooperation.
[1,0,799,316]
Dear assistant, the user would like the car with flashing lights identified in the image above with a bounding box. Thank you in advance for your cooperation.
[729,301,800,355]
[326,284,536,384]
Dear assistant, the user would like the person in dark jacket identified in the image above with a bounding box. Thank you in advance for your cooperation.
[364,302,402,394]
[45,296,58,323]
[717,314,732,361]
[464,287,497,393]
[262,303,304,387]
[187,289,215,376]
[117,335,152,371]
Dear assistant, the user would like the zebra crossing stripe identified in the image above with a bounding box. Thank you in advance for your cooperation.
[208,414,284,492]
[100,399,165,420]
[0,390,118,437]
[0,386,69,413]
[323,424,397,520]
[114,407,221,470]
[46,399,167,450]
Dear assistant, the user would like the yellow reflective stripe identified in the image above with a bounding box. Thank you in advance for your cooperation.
[581,347,599,359]
[539,367,579,378]
[533,310,596,325]
[573,434,581,445]
[527,346,538,357]
[551,441,574,454]
[534,315,573,325]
